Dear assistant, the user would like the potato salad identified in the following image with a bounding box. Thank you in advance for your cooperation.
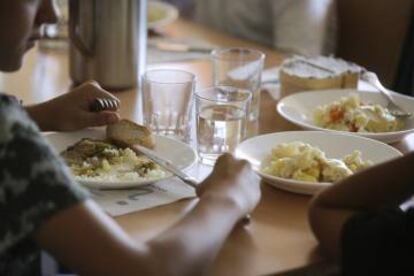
[314,94,402,133]
[262,142,372,183]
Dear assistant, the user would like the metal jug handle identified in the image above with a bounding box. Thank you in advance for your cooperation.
[69,0,94,57]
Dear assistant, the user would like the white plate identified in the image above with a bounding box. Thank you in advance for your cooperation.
[148,1,179,29]
[235,131,402,195]
[46,129,197,189]
[277,89,414,143]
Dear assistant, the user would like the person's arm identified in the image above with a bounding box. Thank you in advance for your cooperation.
[35,154,261,276]
[309,152,414,258]
[25,81,120,131]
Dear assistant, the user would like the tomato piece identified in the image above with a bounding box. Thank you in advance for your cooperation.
[329,106,344,122]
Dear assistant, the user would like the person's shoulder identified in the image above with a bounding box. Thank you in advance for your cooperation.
[341,207,414,275]
[404,206,414,224]
[0,93,19,103]
[345,207,407,231]
[0,93,39,144]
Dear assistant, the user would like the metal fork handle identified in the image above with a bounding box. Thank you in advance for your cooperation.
[89,98,119,112]
[362,72,400,109]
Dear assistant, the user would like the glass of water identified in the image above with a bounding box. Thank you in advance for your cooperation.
[211,48,265,122]
[195,86,252,165]
[142,69,196,142]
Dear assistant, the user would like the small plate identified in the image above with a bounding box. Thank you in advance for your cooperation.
[235,131,402,195]
[148,1,179,29]
[277,89,414,143]
[46,128,197,189]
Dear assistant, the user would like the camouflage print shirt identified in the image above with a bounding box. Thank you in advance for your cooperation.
[0,94,88,276]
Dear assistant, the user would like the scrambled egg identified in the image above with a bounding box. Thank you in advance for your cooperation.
[262,142,372,183]
[314,94,402,133]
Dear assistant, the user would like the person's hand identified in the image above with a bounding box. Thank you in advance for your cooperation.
[27,81,121,131]
[196,153,261,216]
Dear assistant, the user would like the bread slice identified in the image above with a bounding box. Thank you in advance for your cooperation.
[106,119,155,149]
[279,56,361,97]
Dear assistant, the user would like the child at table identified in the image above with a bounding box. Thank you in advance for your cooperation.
[0,1,261,275]
[309,151,414,275]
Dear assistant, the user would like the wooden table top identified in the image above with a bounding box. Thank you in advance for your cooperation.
[1,19,413,276]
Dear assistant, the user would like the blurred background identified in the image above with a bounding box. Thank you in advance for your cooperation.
[161,0,414,96]
[45,0,413,95]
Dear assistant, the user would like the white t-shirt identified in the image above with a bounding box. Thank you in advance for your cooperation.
[195,0,337,56]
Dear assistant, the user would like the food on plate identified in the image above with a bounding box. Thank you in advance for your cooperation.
[314,94,403,133]
[148,2,178,28]
[61,138,165,182]
[262,142,372,183]
[106,119,155,149]
[279,56,361,97]
[148,3,167,24]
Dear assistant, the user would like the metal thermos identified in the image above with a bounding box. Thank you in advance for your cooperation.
[69,0,147,90]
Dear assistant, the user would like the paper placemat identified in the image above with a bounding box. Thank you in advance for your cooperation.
[90,178,196,217]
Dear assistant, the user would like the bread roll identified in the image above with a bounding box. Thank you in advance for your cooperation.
[106,119,155,149]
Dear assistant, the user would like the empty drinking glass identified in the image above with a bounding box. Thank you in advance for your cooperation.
[195,86,251,165]
[211,48,265,122]
[142,69,195,142]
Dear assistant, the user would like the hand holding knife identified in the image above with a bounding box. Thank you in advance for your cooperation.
[107,136,252,225]
[90,102,254,225]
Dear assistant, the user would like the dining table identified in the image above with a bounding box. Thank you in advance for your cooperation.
[1,18,413,276]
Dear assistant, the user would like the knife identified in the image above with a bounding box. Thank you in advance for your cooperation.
[111,138,251,225]
[125,143,251,224]
[130,143,199,189]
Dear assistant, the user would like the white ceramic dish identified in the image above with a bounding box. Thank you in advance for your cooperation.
[46,129,197,189]
[235,131,402,195]
[148,1,179,29]
[277,89,414,144]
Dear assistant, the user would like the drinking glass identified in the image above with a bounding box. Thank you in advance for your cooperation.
[211,48,265,121]
[195,86,251,165]
[142,69,196,142]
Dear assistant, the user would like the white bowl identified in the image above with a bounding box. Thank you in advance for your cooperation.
[46,128,197,189]
[277,89,414,144]
[235,131,402,195]
[148,1,179,29]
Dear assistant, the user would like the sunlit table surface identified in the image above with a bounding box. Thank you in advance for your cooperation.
[1,19,413,275]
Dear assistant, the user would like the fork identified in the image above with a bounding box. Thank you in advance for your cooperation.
[360,71,412,118]
[89,98,120,112]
